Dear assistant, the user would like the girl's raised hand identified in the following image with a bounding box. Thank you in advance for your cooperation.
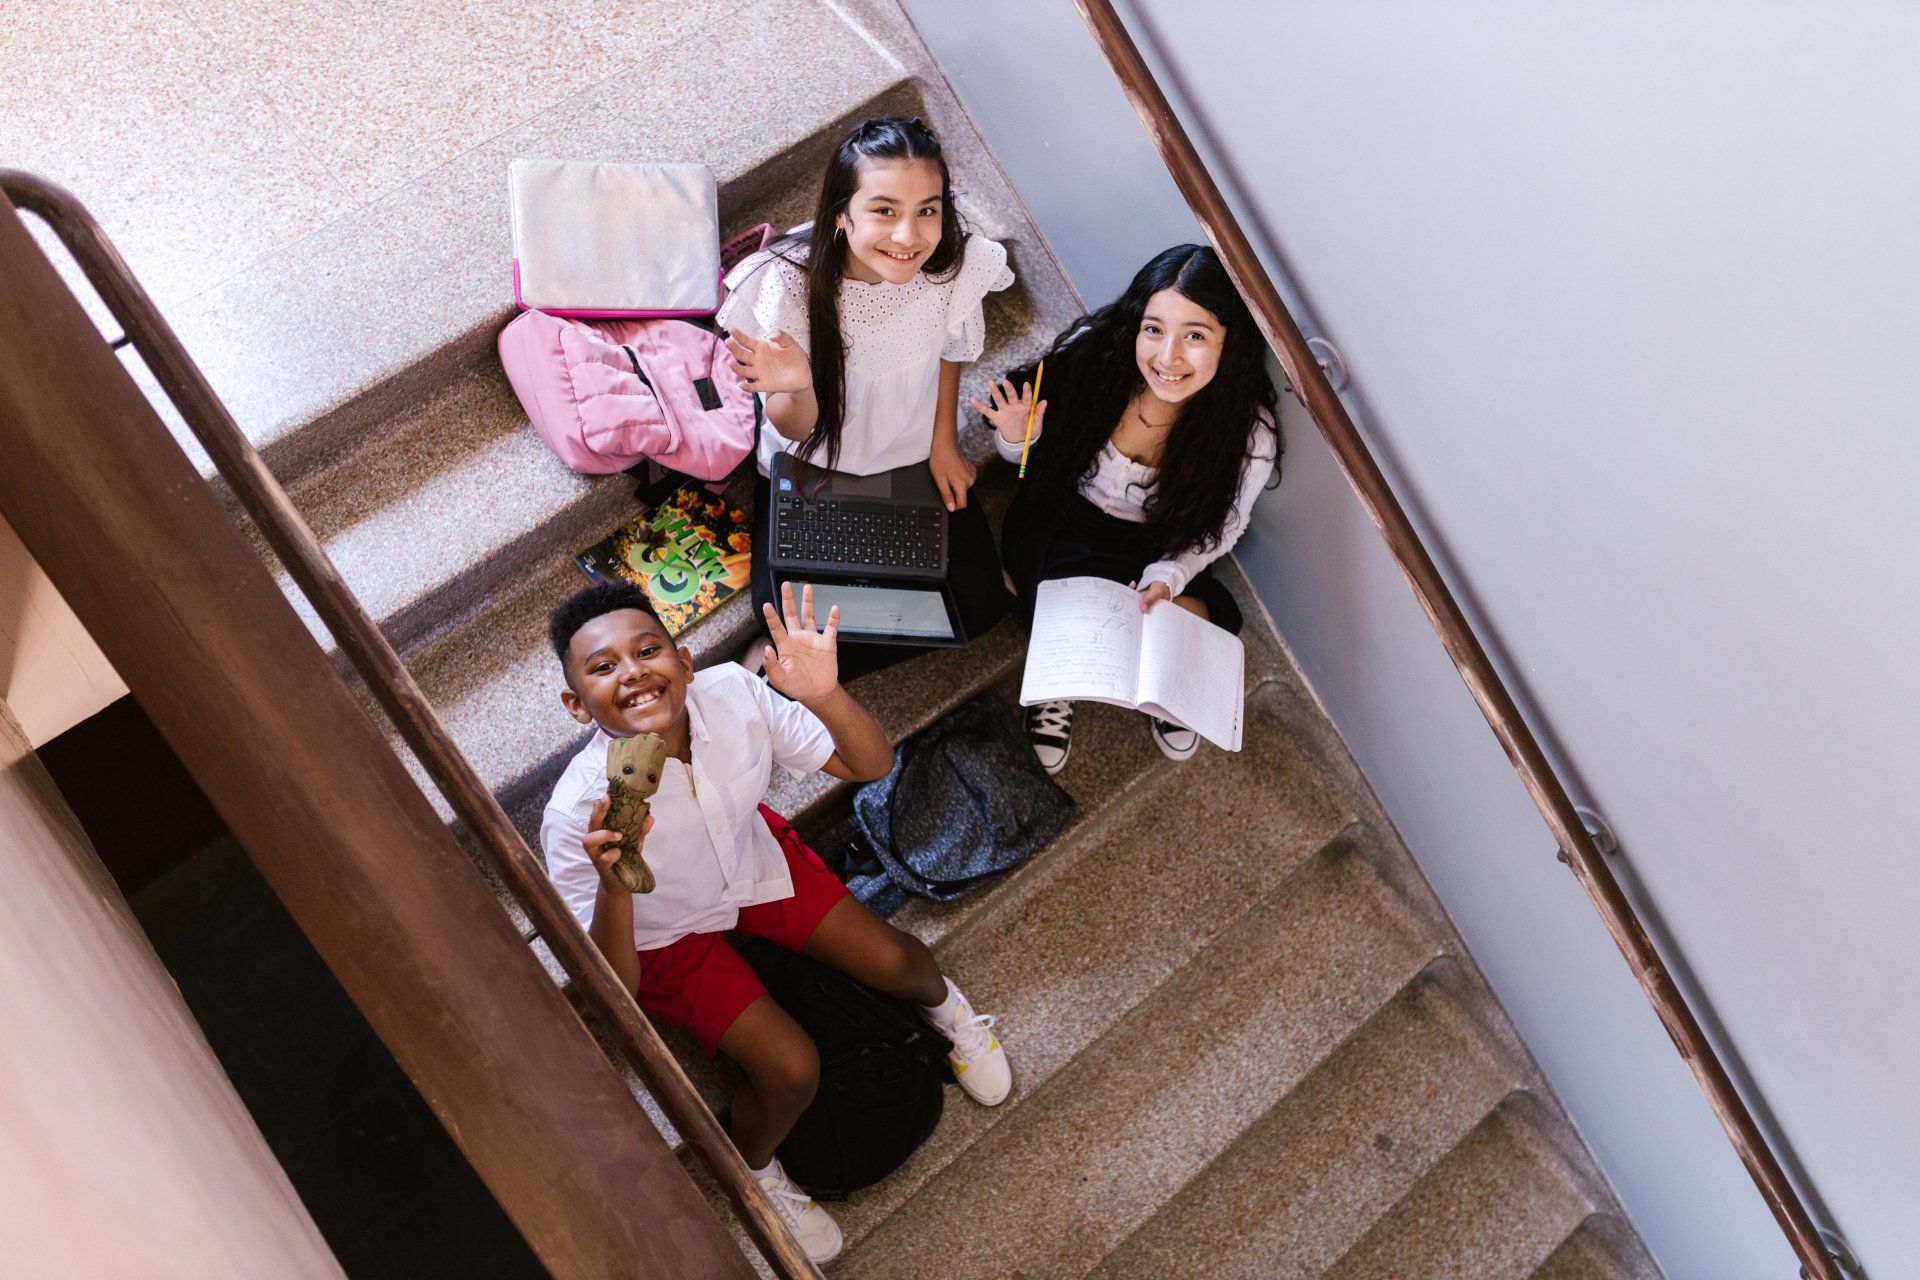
[761,582,841,704]
[725,327,813,394]
[968,378,1046,446]
[1136,580,1173,613]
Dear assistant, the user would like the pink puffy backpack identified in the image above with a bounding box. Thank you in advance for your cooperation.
[499,311,757,480]
[500,223,770,480]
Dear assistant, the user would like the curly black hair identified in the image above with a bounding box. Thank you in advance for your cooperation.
[768,114,968,469]
[548,582,663,669]
[1010,244,1279,558]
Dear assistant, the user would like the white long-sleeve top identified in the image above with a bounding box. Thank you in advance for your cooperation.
[995,414,1277,596]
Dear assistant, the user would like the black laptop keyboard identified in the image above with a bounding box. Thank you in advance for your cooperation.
[775,496,944,570]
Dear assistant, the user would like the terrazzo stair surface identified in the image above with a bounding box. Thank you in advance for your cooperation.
[788,688,1352,1258]
[1534,1216,1665,1280]
[156,0,924,483]
[1083,975,1523,1280]
[832,846,1434,1279]
[1319,1099,1599,1280]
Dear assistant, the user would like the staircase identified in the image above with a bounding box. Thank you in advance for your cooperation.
[134,1,1666,1275]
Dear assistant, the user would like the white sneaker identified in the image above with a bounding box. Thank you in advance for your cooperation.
[1149,715,1200,761]
[756,1158,842,1263]
[923,979,1013,1106]
[1026,699,1074,775]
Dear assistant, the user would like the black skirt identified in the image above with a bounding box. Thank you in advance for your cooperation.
[1000,484,1243,636]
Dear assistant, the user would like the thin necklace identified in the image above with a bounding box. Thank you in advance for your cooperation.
[1128,397,1177,431]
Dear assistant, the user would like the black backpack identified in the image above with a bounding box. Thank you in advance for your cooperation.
[738,937,952,1199]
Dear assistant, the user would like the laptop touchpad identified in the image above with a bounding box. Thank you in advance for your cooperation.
[830,472,892,499]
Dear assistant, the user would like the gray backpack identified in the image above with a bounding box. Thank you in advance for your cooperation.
[851,693,1076,901]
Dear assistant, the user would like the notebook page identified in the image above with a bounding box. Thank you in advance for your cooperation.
[1018,577,1145,707]
[1138,601,1245,750]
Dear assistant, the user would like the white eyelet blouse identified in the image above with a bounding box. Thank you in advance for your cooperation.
[718,235,1014,477]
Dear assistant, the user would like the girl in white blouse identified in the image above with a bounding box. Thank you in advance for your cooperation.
[973,245,1280,768]
[720,116,1013,678]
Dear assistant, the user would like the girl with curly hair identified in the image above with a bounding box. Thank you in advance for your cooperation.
[975,244,1280,769]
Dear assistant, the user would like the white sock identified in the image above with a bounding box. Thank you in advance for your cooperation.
[750,1156,779,1180]
[920,977,964,1026]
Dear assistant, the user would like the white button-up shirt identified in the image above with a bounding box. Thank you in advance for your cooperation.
[540,663,835,950]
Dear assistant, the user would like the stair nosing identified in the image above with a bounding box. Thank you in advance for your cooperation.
[1080,969,1520,1280]
[830,842,1441,1273]
[1320,1091,1601,1280]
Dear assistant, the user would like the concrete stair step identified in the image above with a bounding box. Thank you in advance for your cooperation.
[161,0,917,485]
[814,691,1352,1261]
[1532,1215,1666,1280]
[883,589,1296,957]
[1084,972,1519,1280]
[1321,1095,1598,1280]
[271,361,637,655]
[764,613,1028,830]
[269,283,1040,656]
[831,844,1437,1278]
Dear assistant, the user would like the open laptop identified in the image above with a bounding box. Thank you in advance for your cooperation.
[766,451,967,646]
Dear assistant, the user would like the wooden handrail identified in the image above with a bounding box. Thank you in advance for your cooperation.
[1069,4,1842,1277]
[0,170,821,1280]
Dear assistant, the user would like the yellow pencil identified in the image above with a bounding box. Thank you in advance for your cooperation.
[1018,360,1045,479]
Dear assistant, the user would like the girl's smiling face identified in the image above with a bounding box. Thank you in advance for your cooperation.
[836,157,945,285]
[1135,289,1226,406]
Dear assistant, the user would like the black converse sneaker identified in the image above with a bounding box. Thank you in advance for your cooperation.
[1025,700,1074,775]
[1149,715,1200,761]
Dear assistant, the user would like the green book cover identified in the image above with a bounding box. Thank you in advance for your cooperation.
[575,485,753,635]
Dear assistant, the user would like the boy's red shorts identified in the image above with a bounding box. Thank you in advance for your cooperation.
[633,805,850,1057]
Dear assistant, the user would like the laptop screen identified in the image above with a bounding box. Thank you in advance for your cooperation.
[800,581,957,641]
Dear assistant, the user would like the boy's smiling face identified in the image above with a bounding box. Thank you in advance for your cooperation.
[560,608,695,747]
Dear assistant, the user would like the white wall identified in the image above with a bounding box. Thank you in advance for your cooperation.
[0,700,344,1278]
[901,1,1904,1273]
[1,513,126,746]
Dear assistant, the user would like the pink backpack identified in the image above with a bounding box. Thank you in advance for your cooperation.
[499,311,757,480]
[500,222,769,480]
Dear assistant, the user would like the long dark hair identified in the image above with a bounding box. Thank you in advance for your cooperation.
[767,115,967,468]
[1014,245,1279,557]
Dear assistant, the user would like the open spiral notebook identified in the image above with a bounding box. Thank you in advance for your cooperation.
[1017,577,1245,751]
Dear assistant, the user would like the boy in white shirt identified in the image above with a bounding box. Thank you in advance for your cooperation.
[541,580,1011,1263]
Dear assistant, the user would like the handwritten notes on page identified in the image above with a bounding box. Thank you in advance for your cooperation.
[1019,577,1144,707]
[1139,601,1245,751]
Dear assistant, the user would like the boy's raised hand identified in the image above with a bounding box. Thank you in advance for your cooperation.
[585,795,652,896]
[762,582,840,704]
[968,378,1046,446]
[725,327,812,394]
